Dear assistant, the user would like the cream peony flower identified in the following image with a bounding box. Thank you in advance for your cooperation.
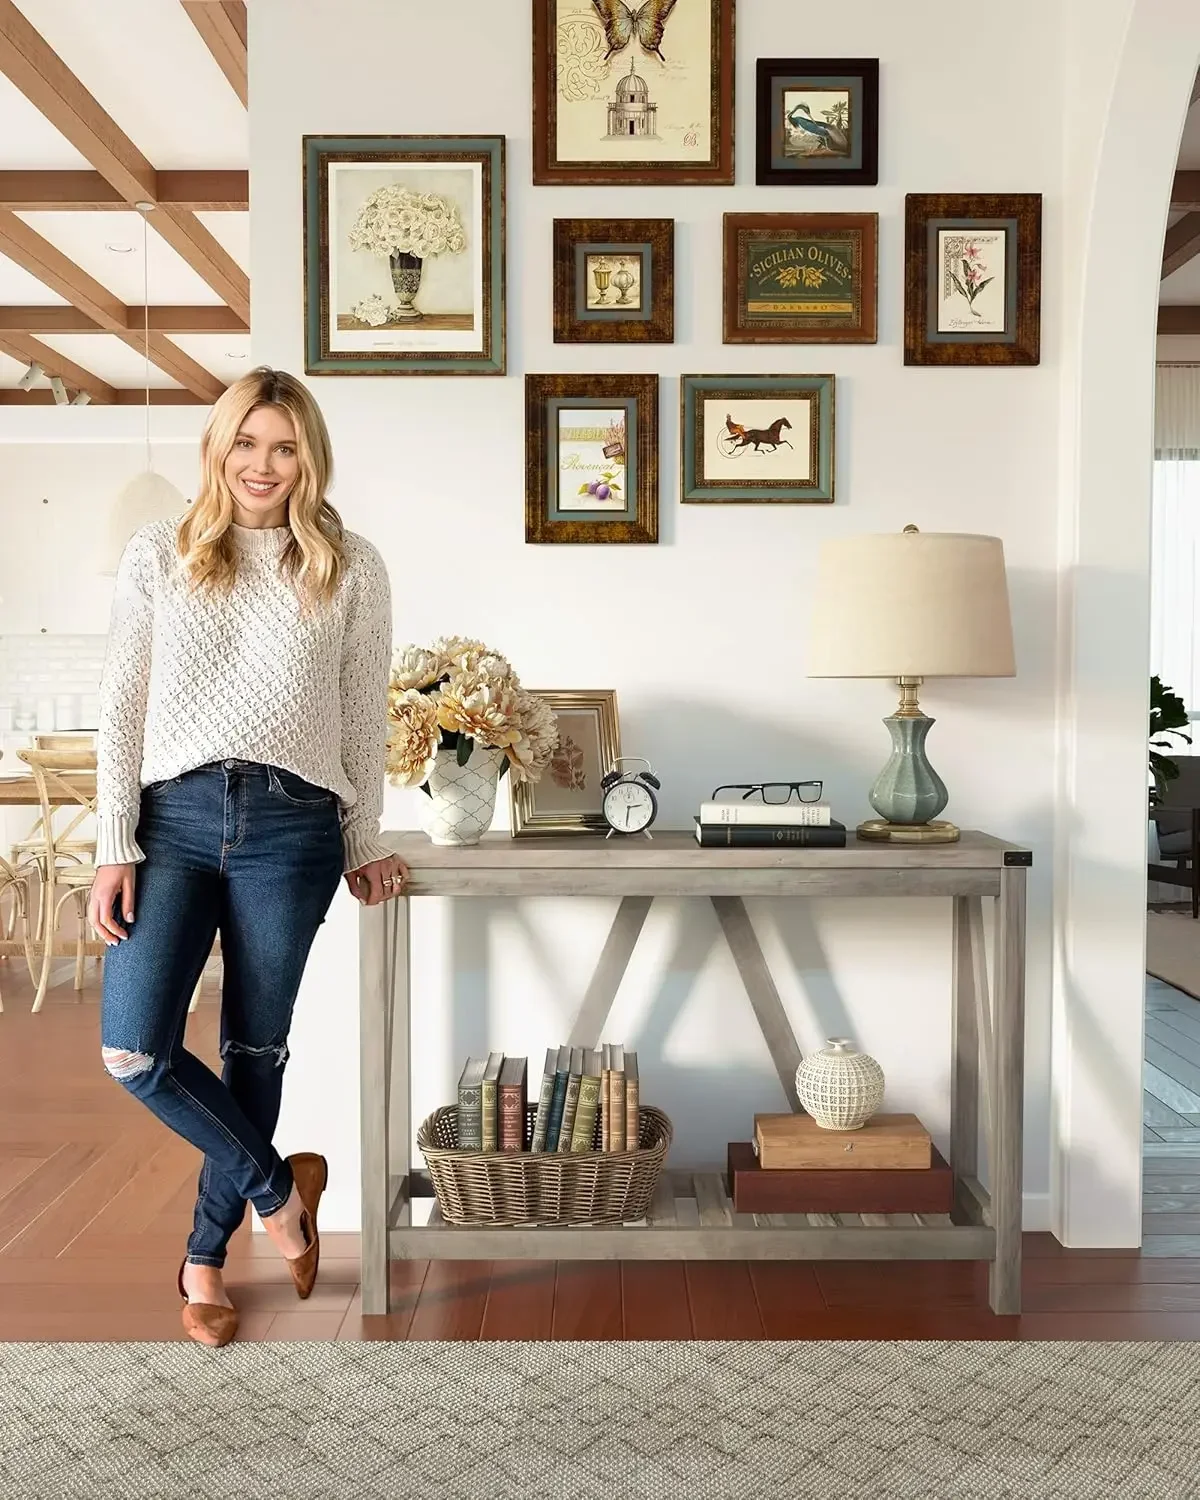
[435,671,522,749]
[385,686,441,788]
[390,644,443,692]
[504,689,559,783]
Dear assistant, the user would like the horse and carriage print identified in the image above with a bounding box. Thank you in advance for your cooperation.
[680,375,835,506]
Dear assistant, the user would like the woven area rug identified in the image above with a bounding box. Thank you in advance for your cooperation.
[3,1339,1199,1500]
[1147,909,1200,1000]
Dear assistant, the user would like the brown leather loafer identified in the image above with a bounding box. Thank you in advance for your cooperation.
[284,1152,328,1299]
[178,1260,238,1348]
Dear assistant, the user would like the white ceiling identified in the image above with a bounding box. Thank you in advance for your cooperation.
[1162,255,1200,305]
[10,0,247,170]
[17,210,230,304]
[1179,105,1200,170]
[0,252,70,304]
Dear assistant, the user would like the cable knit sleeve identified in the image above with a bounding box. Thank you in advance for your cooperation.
[94,527,159,867]
[338,537,394,873]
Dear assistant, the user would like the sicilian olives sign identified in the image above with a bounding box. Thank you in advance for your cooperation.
[744,236,858,326]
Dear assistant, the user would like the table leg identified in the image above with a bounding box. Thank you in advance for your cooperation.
[989,866,1026,1315]
[950,897,980,1193]
[360,897,403,1314]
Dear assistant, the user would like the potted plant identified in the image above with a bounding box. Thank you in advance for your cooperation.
[1150,673,1192,805]
[348,185,467,322]
[387,638,558,845]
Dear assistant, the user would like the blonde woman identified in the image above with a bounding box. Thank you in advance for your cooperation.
[87,366,408,1348]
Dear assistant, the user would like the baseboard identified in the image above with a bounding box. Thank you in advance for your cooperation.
[1022,1192,1051,1232]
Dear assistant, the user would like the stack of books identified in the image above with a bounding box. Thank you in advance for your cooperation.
[694,794,846,847]
[455,1044,640,1154]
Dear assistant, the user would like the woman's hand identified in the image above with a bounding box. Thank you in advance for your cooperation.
[343,854,410,905]
[88,863,137,946]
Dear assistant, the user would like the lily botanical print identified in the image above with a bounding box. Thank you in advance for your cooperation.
[936,229,1007,335]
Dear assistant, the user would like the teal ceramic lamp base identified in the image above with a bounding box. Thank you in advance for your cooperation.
[858,678,960,844]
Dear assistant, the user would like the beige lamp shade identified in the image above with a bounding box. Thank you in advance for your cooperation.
[807,528,1016,679]
[97,470,187,578]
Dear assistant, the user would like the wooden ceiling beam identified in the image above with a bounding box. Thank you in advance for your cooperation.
[0,169,248,211]
[0,209,126,328]
[1174,172,1200,213]
[0,0,157,204]
[181,1,247,107]
[0,387,206,405]
[1163,213,1200,279]
[115,328,225,404]
[0,2,249,314]
[0,330,115,402]
[1159,306,1200,335]
[0,305,248,334]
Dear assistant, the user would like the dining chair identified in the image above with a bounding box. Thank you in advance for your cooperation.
[9,732,98,941]
[17,748,104,1013]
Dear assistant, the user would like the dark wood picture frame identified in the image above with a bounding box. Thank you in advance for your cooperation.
[755,57,879,187]
[553,218,674,343]
[904,193,1042,366]
[680,373,836,504]
[532,0,735,186]
[525,373,659,544]
[723,212,878,344]
[303,134,505,376]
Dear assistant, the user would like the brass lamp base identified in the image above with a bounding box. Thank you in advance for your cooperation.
[856,819,961,844]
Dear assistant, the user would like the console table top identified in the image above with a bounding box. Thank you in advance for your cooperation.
[382,829,1028,872]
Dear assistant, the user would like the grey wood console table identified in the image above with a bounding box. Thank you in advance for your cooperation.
[359,830,1028,1316]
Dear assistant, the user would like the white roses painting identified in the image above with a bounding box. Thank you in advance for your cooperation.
[304,135,505,375]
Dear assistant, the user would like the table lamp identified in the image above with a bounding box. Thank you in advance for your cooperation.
[806,525,1016,843]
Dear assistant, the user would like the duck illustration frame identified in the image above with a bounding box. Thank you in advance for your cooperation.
[755,58,879,187]
[302,134,505,376]
[533,0,734,186]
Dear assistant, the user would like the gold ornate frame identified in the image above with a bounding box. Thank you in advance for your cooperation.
[509,689,621,837]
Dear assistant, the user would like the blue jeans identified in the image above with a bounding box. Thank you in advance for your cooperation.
[100,760,344,1267]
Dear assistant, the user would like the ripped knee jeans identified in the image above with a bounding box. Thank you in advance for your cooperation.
[99,761,344,1266]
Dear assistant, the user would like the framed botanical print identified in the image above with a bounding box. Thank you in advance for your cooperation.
[755,57,879,186]
[904,193,1042,366]
[553,218,674,342]
[303,134,505,376]
[723,213,878,344]
[532,0,735,186]
[525,373,659,544]
[510,689,621,836]
[680,374,835,504]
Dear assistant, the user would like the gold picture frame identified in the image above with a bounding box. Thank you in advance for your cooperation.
[509,690,621,837]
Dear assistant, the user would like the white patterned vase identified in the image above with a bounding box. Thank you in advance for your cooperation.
[419,744,505,846]
[794,1038,885,1131]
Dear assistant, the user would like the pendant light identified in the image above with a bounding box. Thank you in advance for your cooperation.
[98,202,188,577]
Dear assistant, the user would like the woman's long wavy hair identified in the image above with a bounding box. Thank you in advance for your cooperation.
[177,367,346,608]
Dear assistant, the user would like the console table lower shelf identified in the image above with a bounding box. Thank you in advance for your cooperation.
[360,831,1027,1317]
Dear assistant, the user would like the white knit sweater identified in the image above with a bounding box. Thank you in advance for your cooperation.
[95,517,394,874]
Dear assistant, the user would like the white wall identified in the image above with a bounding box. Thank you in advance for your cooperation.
[252,0,1079,1236]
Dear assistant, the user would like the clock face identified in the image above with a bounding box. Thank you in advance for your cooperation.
[603,778,656,833]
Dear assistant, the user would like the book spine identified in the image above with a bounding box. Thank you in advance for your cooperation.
[530,1062,555,1152]
[498,1084,524,1152]
[557,1072,582,1152]
[698,801,831,826]
[610,1070,626,1151]
[697,823,846,848]
[625,1074,639,1152]
[458,1081,483,1151]
[545,1068,569,1151]
[601,1066,611,1151]
[481,1078,497,1153]
[571,1073,602,1151]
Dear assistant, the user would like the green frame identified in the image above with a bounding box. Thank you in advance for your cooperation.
[303,133,505,376]
[680,373,835,504]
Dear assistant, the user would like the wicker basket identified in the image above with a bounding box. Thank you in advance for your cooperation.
[416,1101,673,1226]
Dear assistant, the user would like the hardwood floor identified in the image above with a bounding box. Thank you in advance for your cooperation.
[2,957,1199,1342]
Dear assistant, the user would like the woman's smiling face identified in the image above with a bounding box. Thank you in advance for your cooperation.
[223,404,299,527]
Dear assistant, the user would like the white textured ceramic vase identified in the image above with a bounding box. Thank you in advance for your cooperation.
[420,744,505,846]
[794,1038,886,1131]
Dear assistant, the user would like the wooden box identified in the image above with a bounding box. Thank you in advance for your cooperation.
[753,1112,932,1170]
[727,1140,953,1214]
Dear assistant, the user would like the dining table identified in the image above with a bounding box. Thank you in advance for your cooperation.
[0,772,96,804]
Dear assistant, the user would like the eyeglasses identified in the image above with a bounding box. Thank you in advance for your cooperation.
[710,781,824,805]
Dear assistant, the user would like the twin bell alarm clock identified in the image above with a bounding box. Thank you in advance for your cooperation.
[600,757,661,837]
